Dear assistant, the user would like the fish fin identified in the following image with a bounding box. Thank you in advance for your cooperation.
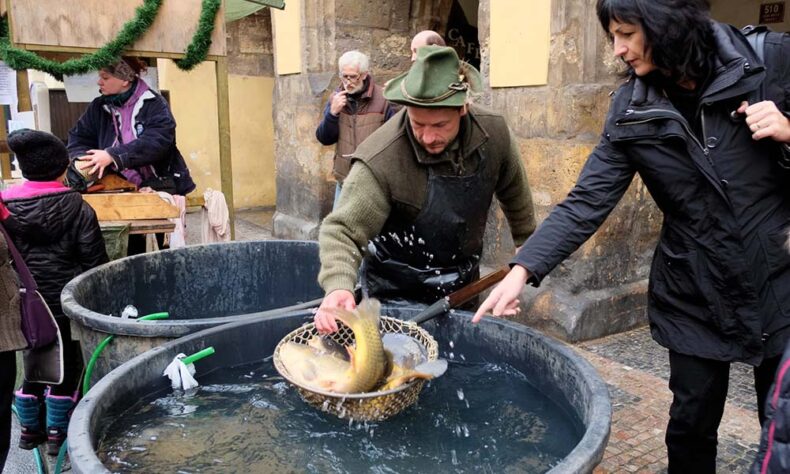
[300,362,318,381]
[384,349,394,377]
[414,359,448,378]
[346,345,357,371]
[378,371,435,391]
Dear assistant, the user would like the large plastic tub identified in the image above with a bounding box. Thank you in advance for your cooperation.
[62,240,322,385]
[68,306,611,473]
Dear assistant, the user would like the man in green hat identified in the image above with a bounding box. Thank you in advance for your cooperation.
[314,45,536,333]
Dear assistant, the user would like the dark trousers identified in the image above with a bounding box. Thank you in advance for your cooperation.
[127,233,166,256]
[0,351,16,471]
[666,350,780,473]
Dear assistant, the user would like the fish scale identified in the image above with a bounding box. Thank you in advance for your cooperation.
[331,299,389,393]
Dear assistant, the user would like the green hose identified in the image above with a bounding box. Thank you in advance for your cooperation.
[82,312,170,395]
[181,347,215,365]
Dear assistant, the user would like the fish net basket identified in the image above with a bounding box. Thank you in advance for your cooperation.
[273,316,439,421]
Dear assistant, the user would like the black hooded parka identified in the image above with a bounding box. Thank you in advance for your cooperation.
[515,22,790,365]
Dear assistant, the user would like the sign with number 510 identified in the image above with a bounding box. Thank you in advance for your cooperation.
[759,2,785,24]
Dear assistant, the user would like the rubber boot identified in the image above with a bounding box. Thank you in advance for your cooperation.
[45,391,78,456]
[14,390,46,450]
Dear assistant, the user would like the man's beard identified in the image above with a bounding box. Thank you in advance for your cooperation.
[345,81,365,94]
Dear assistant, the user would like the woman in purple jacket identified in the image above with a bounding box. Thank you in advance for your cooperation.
[68,57,196,253]
[67,57,195,196]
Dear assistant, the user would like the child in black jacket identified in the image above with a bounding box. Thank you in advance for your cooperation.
[1,129,108,455]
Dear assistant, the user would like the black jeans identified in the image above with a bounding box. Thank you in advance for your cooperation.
[0,351,16,471]
[666,350,780,473]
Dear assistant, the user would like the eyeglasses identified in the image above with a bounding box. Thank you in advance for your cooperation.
[339,73,361,82]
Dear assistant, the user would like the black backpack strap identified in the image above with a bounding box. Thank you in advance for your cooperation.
[743,25,790,170]
[743,24,768,62]
[742,25,769,104]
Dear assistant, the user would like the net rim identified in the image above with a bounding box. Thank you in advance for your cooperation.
[273,315,438,400]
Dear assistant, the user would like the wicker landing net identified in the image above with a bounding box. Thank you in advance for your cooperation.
[273,316,439,421]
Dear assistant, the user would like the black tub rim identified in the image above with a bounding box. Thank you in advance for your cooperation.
[68,310,611,474]
[61,240,321,338]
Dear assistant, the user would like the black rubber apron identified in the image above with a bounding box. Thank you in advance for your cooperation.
[361,148,496,303]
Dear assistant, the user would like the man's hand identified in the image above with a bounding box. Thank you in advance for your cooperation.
[472,265,529,323]
[79,149,115,179]
[314,289,356,334]
[738,101,790,143]
[330,91,349,116]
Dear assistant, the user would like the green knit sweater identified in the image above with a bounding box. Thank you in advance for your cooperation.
[318,105,536,294]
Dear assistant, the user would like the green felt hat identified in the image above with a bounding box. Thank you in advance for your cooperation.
[384,46,481,107]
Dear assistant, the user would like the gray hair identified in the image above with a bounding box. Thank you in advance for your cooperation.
[338,50,370,74]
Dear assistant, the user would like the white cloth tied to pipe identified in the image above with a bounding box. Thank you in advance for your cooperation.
[163,353,199,390]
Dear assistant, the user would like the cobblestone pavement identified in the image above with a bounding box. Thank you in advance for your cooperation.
[576,327,762,473]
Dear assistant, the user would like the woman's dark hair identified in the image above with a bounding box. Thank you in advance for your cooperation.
[120,56,149,75]
[596,0,715,84]
[102,56,149,77]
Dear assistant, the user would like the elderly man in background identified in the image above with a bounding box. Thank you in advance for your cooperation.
[410,30,445,60]
[314,46,536,333]
[316,50,396,208]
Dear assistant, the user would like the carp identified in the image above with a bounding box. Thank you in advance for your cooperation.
[278,299,447,395]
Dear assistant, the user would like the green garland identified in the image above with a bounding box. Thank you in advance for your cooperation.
[177,0,222,70]
[0,0,220,80]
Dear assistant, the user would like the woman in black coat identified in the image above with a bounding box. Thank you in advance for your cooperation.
[474,0,790,472]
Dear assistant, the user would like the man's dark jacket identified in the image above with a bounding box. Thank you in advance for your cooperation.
[3,190,108,318]
[515,22,790,365]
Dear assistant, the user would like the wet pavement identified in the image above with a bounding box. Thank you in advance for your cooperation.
[4,208,762,473]
[578,327,761,473]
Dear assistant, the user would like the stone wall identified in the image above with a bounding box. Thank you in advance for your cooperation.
[272,0,453,239]
[271,0,661,343]
[478,0,661,341]
[226,9,275,77]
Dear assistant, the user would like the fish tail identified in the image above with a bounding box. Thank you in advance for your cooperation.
[355,298,381,326]
[330,298,381,329]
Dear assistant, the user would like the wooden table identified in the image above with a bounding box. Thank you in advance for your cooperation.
[100,219,175,235]
[85,193,180,256]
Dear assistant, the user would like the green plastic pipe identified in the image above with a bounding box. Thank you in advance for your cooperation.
[82,312,170,394]
[181,347,215,365]
[54,440,68,473]
[82,335,115,395]
[138,312,170,321]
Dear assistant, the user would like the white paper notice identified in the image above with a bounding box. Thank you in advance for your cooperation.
[64,73,101,103]
[0,62,17,106]
[8,111,36,132]
[64,66,159,103]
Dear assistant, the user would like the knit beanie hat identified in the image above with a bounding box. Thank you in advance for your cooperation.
[8,129,70,181]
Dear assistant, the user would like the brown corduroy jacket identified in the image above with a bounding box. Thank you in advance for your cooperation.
[0,232,26,352]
